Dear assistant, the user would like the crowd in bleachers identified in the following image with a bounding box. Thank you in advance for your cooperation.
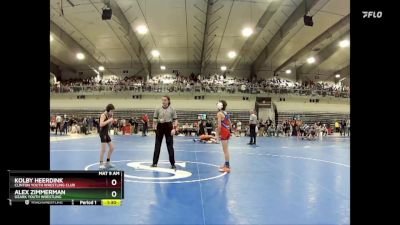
[50,73,349,97]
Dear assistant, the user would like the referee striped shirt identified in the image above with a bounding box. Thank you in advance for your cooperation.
[153,106,177,123]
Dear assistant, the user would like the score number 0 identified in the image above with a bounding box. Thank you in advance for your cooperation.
[111,179,117,198]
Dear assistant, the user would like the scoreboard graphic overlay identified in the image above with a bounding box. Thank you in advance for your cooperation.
[8,170,124,206]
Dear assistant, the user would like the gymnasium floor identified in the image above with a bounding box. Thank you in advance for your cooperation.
[50,133,350,225]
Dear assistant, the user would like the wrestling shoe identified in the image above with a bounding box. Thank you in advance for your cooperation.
[219,166,231,173]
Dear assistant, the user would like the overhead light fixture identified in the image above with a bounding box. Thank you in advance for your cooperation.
[160,65,166,70]
[303,15,313,26]
[285,69,291,74]
[228,51,237,59]
[102,5,112,20]
[136,25,148,34]
[339,39,350,48]
[220,66,227,71]
[50,35,53,42]
[241,27,253,37]
[76,53,85,60]
[151,50,160,57]
[307,57,315,64]
[98,66,105,71]
[335,74,341,78]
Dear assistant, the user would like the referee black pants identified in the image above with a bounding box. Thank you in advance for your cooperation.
[153,122,175,166]
[56,122,61,135]
[250,124,256,144]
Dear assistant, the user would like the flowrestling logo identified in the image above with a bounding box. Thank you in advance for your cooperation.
[362,11,382,19]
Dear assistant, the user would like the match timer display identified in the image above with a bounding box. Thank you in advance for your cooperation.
[8,170,124,206]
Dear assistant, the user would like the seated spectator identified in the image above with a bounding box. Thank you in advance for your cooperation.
[231,121,237,136]
[276,124,284,137]
[198,120,207,136]
[258,120,266,136]
[303,125,317,141]
[182,123,190,136]
[322,124,328,136]
[267,125,275,137]
[236,120,242,137]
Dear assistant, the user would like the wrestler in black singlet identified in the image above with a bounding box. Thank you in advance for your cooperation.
[99,113,111,143]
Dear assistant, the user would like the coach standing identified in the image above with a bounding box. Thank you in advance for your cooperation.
[248,110,258,145]
[151,96,178,170]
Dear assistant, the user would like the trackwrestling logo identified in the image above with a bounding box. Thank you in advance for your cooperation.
[362,11,382,18]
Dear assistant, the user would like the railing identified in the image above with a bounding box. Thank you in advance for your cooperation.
[50,84,350,98]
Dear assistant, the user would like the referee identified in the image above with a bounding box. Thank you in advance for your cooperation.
[151,96,178,170]
[248,109,258,145]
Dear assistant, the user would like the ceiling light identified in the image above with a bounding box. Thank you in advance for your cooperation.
[285,69,291,74]
[151,50,160,57]
[241,27,253,37]
[335,74,341,78]
[76,53,85,60]
[160,65,166,70]
[339,39,350,48]
[220,66,227,71]
[98,66,105,71]
[307,57,315,64]
[228,51,237,59]
[136,25,148,34]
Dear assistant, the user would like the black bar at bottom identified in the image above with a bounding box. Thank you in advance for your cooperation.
[9,199,102,206]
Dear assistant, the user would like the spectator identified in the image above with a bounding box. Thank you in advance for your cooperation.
[267,124,275,137]
[266,118,273,130]
[335,121,340,133]
[88,116,93,133]
[50,115,56,131]
[258,119,266,137]
[121,118,126,135]
[236,120,242,137]
[142,113,149,136]
[129,114,138,134]
[327,124,333,135]
[340,119,346,136]
[55,115,62,135]
[133,116,139,134]
[63,116,69,135]
[346,118,350,136]
[52,75,349,98]
[182,123,190,136]
[206,120,213,135]
[231,121,237,135]
[294,120,302,138]
[69,117,75,133]
[276,123,284,137]
[322,124,328,136]
[93,118,99,133]
[198,120,207,136]
[82,117,88,135]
